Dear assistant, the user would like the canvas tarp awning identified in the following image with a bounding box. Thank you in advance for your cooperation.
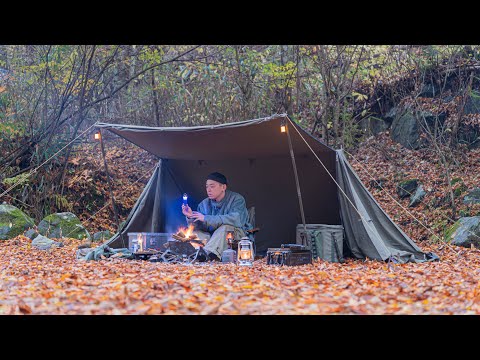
[90,114,437,263]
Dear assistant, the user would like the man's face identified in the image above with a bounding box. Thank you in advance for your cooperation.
[206,179,226,200]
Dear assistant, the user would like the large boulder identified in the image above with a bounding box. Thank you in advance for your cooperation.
[390,108,446,149]
[390,110,420,149]
[463,92,480,114]
[37,212,91,240]
[24,228,39,240]
[459,92,480,148]
[397,179,418,199]
[445,216,480,248]
[458,126,480,149]
[0,204,35,240]
[463,188,480,205]
[409,185,426,207]
[360,116,391,136]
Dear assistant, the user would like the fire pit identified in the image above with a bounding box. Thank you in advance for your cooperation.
[149,225,208,264]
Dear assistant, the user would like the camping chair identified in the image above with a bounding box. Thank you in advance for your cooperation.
[245,206,260,255]
[231,206,259,254]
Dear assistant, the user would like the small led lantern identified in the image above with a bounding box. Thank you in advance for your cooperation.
[94,131,101,140]
[237,236,254,266]
[182,193,188,206]
[280,119,287,133]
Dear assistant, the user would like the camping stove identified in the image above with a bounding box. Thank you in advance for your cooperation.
[266,244,312,266]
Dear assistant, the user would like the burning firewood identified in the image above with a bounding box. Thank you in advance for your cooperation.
[174,224,198,241]
[172,224,207,247]
[172,234,188,241]
[172,233,205,243]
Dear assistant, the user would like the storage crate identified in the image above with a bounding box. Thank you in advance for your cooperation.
[127,233,172,253]
[296,224,344,262]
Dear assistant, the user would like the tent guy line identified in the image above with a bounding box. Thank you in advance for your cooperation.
[0,121,160,245]
[342,148,452,245]
[343,147,480,247]
[286,116,383,242]
[290,116,473,253]
[61,162,160,242]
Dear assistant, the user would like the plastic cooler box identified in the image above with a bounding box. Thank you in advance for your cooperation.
[127,232,172,253]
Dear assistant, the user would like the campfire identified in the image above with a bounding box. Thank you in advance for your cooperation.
[172,224,207,249]
[128,225,209,264]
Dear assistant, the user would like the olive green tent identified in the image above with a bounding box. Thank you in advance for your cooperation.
[87,114,437,263]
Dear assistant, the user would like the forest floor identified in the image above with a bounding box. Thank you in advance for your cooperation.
[0,236,478,314]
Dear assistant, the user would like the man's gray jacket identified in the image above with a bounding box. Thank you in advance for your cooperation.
[187,189,252,234]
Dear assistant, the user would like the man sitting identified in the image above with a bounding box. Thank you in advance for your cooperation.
[181,172,253,261]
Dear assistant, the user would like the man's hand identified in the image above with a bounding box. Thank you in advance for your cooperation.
[190,211,205,222]
[182,204,193,217]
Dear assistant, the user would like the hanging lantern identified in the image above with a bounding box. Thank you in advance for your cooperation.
[280,119,287,133]
[237,236,254,266]
[182,193,188,206]
[94,131,101,140]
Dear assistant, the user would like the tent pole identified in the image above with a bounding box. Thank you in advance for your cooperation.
[99,128,120,231]
[285,118,308,244]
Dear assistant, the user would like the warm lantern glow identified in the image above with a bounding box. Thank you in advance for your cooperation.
[280,119,287,133]
[94,132,101,140]
[137,233,144,252]
[240,249,252,259]
[237,236,254,266]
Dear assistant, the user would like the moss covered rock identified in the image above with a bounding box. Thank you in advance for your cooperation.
[445,216,480,248]
[24,228,40,240]
[37,212,90,240]
[397,179,418,199]
[0,204,35,240]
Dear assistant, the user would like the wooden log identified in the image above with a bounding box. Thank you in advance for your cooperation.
[172,234,187,241]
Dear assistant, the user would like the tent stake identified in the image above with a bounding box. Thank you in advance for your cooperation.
[285,118,308,245]
[99,128,120,231]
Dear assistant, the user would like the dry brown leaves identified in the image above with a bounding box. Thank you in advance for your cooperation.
[0,236,479,315]
[61,138,158,234]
